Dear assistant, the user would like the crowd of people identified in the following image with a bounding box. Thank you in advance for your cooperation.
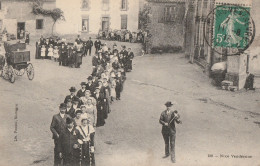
[50,37,134,166]
[97,29,148,44]
[35,35,99,68]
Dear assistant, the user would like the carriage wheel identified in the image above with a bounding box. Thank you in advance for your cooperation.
[14,68,25,76]
[8,66,15,83]
[26,63,34,80]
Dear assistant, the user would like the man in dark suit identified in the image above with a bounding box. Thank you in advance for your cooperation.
[126,48,134,72]
[86,37,93,56]
[75,35,82,44]
[159,101,181,163]
[94,39,101,53]
[64,87,78,104]
[58,117,82,166]
[77,82,87,98]
[86,76,96,96]
[50,103,70,166]
[92,53,99,72]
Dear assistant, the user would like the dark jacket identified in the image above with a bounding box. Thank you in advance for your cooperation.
[92,56,99,67]
[159,110,180,134]
[76,89,86,98]
[86,40,93,48]
[86,83,96,95]
[50,113,70,140]
[57,127,83,156]
[64,95,79,104]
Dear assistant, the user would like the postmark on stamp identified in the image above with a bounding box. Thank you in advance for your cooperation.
[204,5,255,56]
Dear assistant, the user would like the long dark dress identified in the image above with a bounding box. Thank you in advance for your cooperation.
[94,93,106,127]
[102,84,111,115]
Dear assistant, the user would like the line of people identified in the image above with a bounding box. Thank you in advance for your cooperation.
[35,35,103,68]
[50,44,134,166]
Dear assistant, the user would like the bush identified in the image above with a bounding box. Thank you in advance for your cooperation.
[150,45,182,54]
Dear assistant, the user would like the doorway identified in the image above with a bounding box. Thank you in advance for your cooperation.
[102,17,109,31]
[17,22,25,39]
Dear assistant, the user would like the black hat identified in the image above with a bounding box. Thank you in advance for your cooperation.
[66,117,73,124]
[59,103,67,109]
[69,87,76,92]
[80,82,87,86]
[87,76,93,80]
[165,101,173,107]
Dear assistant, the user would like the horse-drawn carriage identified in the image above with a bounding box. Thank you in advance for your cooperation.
[0,41,34,83]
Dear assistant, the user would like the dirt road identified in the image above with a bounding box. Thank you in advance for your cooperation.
[0,41,259,166]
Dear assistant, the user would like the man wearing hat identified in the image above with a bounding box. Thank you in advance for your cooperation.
[86,37,93,56]
[58,117,82,166]
[92,53,99,71]
[86,76,96,96]
[77,82,87,98]
[94,39,102,54]
[159,101,182,163]
[64,87,79,104]
[50,103,70,166]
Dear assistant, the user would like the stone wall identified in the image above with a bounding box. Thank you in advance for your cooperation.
[148,2,185,50]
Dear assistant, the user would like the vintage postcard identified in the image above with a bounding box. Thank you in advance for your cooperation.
[0,0,259,166]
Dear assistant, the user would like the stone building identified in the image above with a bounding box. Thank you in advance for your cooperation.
[146,0,186,51]
[0,0,56,38]
[55,0,140,35]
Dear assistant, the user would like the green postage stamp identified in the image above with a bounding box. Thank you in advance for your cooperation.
[214,6,251,49]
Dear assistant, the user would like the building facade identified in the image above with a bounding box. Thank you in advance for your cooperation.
[0,0,56,38]
[146,0,186,51]
[55,0,140,35]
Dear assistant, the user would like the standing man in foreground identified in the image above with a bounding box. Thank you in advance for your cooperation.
[159,101,182,163]
[50,103,70,166]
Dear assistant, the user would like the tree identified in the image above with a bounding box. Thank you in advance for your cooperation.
[32,3,65,36]
[138,3,151,31]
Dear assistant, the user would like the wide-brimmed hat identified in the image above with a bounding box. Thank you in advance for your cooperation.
[165,101,173,107]
[80,105,86,109]
[75,109,83,114]
[69,87,76,92]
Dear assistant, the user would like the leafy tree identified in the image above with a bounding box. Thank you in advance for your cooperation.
[138,3,151,31]
[32,3,65,36]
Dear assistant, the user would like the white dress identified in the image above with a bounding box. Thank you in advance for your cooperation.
[48,48,54,57]
[41,48,46,57]
[53,49,59,59]
[110,80,116,98]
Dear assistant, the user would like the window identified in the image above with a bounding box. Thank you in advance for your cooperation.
[121,0,127,10]
[121,15,127,29]
[82,0,89,10]
[82,18,89,32]
[164,6,177,22]
[102,0,109,11]
[36,19,43,29]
